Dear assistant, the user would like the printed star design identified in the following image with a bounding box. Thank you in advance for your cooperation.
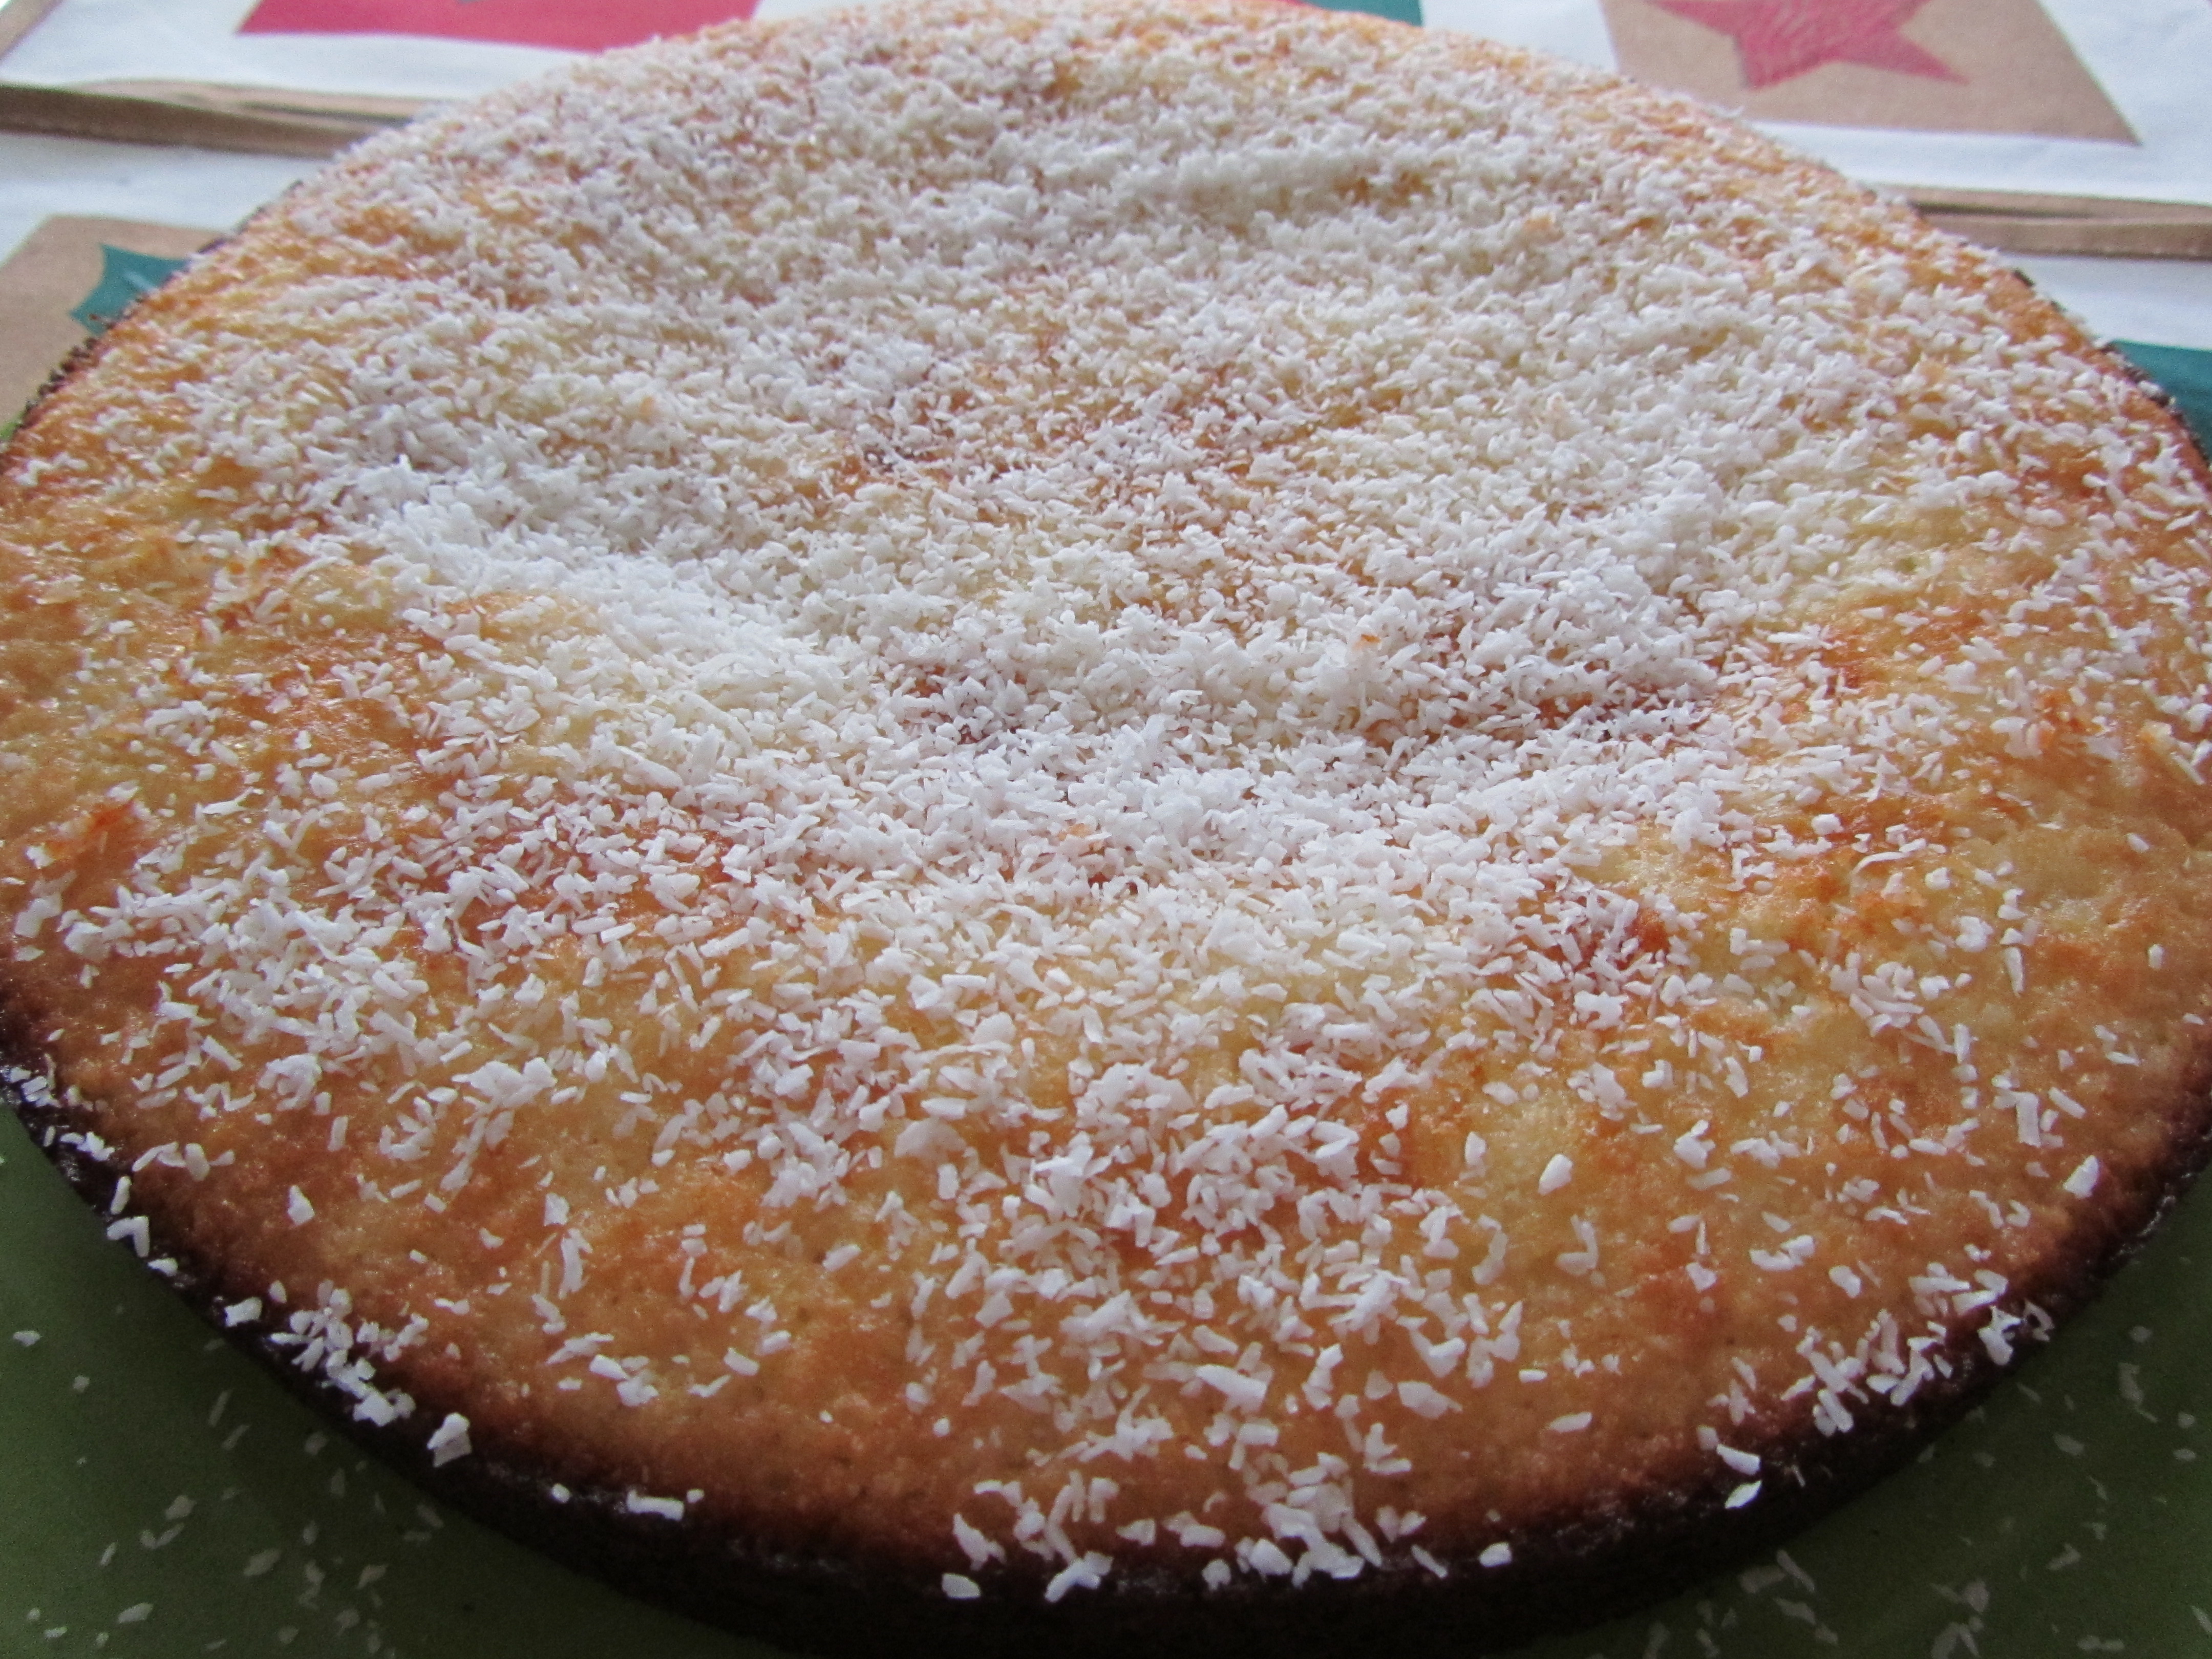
[69,246,190,337]
[238,0,757,53]
[1649,0,1964,90]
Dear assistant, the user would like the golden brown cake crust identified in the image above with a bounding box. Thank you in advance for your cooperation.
[7,1,2212,1651]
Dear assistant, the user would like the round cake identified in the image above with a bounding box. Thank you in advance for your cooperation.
[5,1,2212,1652]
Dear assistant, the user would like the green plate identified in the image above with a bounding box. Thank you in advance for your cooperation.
[3,1092,2209,1658]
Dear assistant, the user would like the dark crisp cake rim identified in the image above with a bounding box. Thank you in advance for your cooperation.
[8,995,2210,1659]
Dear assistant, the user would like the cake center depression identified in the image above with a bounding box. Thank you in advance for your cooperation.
[8,0,2212,1612]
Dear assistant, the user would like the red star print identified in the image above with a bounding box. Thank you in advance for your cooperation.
[1650,0,1964,90]
[238,0,755,52]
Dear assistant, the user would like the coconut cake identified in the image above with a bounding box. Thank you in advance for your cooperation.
[4,1,2212,1652]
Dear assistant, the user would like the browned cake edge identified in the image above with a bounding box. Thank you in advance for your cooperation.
[10,989,2211,1659]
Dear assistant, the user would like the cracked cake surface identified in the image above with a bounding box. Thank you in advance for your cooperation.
[5,0,2212,1650]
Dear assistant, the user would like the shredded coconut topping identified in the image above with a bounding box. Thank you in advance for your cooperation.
[6,0,2212,1603]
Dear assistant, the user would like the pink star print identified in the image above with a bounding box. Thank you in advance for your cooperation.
[1650,0,1964,90]
[238,0,756,52]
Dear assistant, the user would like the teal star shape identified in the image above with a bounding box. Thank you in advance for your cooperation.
[2114,341,2212,461]
[70,245,192,337]
[1309,0,1422,25]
